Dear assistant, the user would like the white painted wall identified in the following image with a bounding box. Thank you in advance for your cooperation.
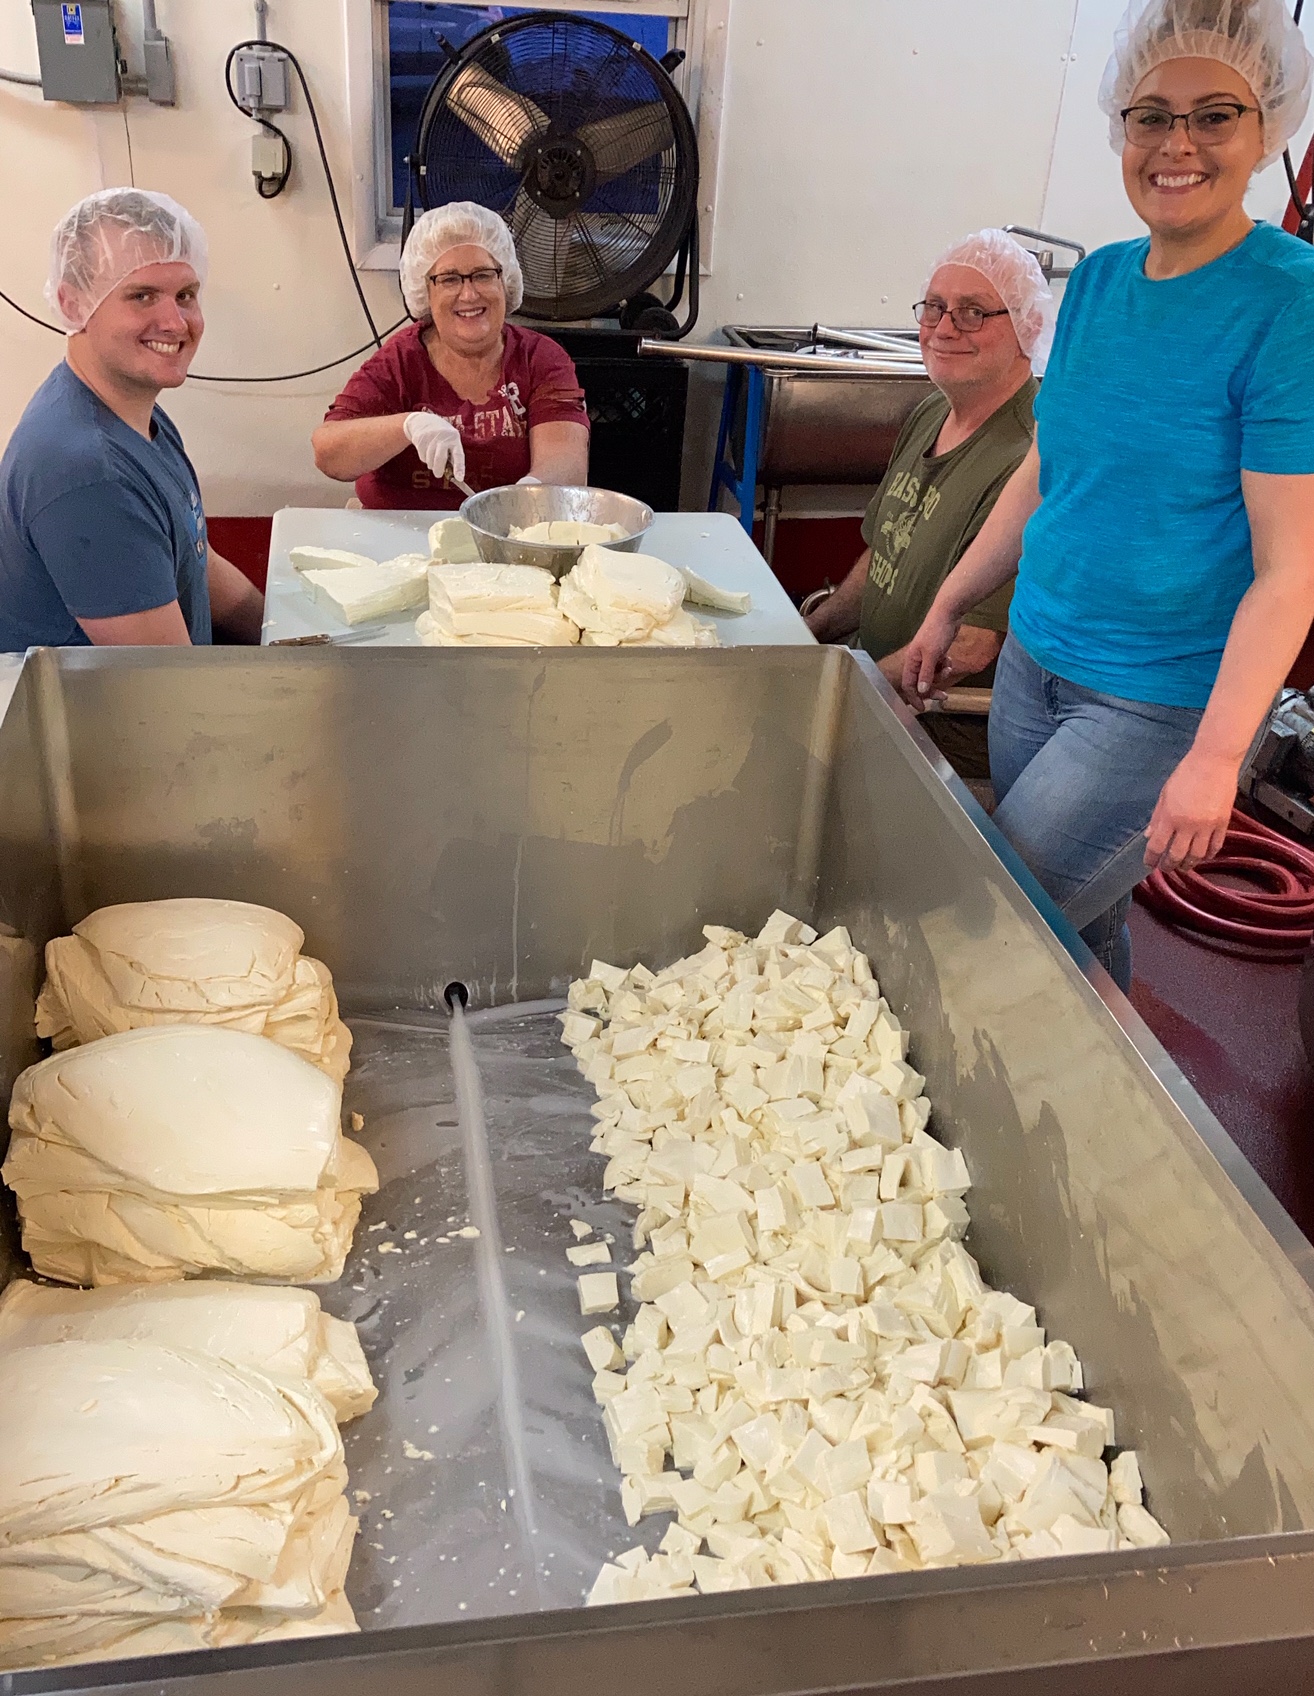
[2,0,1311,517]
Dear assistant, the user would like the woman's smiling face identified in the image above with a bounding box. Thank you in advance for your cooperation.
[426,242,507,355]
[1121,56,1266,241]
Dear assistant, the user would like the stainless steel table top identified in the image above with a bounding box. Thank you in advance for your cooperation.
[262,510,814,648]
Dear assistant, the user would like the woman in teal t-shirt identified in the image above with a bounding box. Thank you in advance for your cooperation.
[903,0,1314,990]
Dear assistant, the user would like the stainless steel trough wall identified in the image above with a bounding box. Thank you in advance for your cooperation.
[5,644,1314,1693]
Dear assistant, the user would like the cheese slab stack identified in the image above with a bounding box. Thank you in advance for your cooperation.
[560,913,1168,1604]
[301,554,429,625]
[36,899,352,1083]
[417,561,579,647]
[0,1339,358,1670]
[0,1280,377,1423]
[559,546,719,648]
[4,1025,378,1286]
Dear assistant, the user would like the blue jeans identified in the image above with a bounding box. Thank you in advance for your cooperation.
[988,634,1204,992]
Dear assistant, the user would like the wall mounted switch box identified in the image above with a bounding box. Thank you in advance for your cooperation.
[233,43,290,114]
[31,0,121,104]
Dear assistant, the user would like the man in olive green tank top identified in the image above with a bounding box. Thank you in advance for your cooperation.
[807,234,1048,780]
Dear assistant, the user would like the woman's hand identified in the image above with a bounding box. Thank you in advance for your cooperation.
[900,603,963,703]
[1144,748,1238,872]
[403,412,466,482]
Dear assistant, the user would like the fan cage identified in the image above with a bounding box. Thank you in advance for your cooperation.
[411,11,698,323]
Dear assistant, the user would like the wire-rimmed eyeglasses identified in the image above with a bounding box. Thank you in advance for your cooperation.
[1121,102,1259,147]
[913,300,1011,333]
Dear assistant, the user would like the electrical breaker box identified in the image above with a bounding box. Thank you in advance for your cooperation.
[31,0,122,104]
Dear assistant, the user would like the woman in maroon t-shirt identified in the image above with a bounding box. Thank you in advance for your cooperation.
[312,202,589,510]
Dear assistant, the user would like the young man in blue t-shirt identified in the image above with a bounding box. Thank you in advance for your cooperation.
[0,189,263,651]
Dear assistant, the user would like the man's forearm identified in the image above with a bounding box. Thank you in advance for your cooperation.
[930,447,1040,621]
[881,626,1002,694]
[807,549,869,642]
[208,551,265,645]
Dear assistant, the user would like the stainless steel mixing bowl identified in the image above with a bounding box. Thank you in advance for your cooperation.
[460,485,655,580]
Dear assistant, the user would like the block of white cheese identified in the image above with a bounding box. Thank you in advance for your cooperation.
[0,1340,356,1667]
[681,567,752,616]
[416,561,579,647]
[559,545,715,646]
[3,1026,378,1286]
[302,555,429,625]
[35,898,352,1082]
[508,520,629,545]
[428,516,482,564]
[618,608,719,649]
[288,546,377,574]
[0,1280,376,1422]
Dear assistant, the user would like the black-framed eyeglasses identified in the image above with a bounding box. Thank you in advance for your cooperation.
[427,265,504,294]
[1121,101,1260,147]
[913,299,1011,333]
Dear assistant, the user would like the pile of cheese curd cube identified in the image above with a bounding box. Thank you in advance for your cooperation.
[559,912,1168,1604]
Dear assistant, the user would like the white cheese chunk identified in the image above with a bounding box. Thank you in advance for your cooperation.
[578,1272,620,1315]
[1109,1449,1144,1505]
[582,1326,624,1373]
[428,517,482,564]
[568,1242,612,1267]
[289,545,377,574]
[1117,1501,1170,1547]
[303,557,428,624]
[508,519,628,544]
[680,568,751,615]
[423,561,578,644]
[559,545,716,648]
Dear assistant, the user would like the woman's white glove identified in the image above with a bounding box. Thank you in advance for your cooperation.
[516,473,541,486]
[403,412,466,482]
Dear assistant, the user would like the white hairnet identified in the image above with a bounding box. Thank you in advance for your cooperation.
[926,229,1058,376]
[1099,0,1313,170]
[45,188,208,334]
[399,201,524,319]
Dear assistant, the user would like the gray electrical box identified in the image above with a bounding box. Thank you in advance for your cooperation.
[233,43,290,114]
[31,0,122,105]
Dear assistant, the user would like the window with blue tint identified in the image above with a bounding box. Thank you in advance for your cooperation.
[388,4,673,212]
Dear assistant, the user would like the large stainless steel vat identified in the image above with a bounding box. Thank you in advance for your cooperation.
[720,328,932,485]
[3,645,1314,1693]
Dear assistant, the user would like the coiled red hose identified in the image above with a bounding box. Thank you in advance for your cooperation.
[1136,807,1314,962]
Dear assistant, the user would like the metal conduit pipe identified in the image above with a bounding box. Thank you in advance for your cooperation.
[812,323,923,358]
[638,338,927,376]
[0,66,40,85]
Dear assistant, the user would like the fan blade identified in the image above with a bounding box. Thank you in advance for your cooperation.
[445,64,549,167]
[510,191,611,307]
[577,103,674,185]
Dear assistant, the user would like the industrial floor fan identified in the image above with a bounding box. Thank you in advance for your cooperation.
[402,10,699,337]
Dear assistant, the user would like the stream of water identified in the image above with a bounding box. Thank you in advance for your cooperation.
[446,998,545,1607]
